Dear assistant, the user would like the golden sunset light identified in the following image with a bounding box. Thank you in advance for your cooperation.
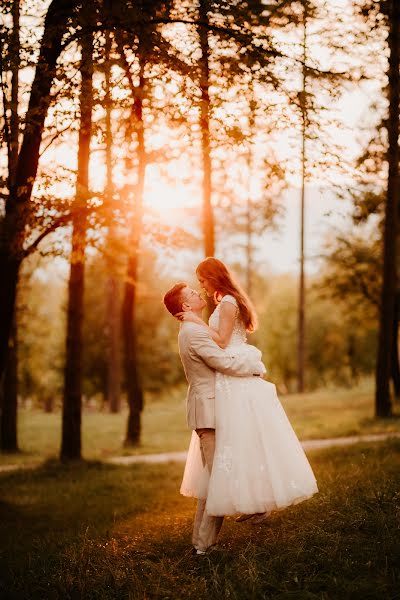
[0,1,399,594]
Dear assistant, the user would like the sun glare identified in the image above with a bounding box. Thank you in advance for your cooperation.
[144,177,199,225]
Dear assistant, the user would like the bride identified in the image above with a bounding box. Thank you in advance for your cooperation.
[179,257,318,517]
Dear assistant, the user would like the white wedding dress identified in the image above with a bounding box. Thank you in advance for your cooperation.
[180,294,318,516]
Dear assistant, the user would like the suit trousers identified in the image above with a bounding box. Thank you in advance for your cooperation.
[192,428,224,551]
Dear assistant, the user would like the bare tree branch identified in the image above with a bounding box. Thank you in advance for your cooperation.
[39,122,78,157]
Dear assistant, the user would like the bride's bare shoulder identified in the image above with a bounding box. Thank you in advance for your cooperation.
[221,294,238,306]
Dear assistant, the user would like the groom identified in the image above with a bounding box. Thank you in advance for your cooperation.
[163,282,265,554]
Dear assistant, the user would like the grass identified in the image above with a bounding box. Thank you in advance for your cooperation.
[0,439,399,599]
[1,379,400,467]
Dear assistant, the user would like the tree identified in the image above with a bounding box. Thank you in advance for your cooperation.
[61,12,93,460]
[0,0,80,383]
[297,0,309,394]
[375,0,399,417]
[0,0,20,452]
[120,15,148,446]
[199,0,214,258]
[351,0,400,414]
[104,30,122,414]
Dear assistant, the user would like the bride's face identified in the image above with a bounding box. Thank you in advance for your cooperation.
[197,274,216,297]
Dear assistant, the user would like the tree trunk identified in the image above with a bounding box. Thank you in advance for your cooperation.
[391,291,400,399]
[0,0,79,381]
[122,253,143,446]
[375,0,400,418]
[106,277,122,413]
[9,0,19,185]
[104,31,122,414]
[122,53,145,447]
[199,0,214,258]
[61,25,93,460]
[246,87,256,298]
[0,317,18,452]
[0,0,20,453]
[297,1,308,394]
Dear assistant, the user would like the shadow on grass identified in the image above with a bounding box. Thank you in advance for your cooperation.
[1,442,400,599]
[0,459,185,596]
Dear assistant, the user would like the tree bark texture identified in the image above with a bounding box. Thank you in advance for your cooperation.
[104,31,122,414]
[0,317,18,452]
[107,276,122,413]
[122,55,145,446]
[122,253,144,446]
[297,1,308,394]
[391,292,400,398]
[0,0,20,452]
[199,0,214,258]
[0,0,79,381]
[61,24,93,460]
[375,0,400,417]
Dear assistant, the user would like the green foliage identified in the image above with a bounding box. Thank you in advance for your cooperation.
[318,232,381,315]
[17,257,66,408]
[83,248,184,398]
[2,380,399,467]
[17,252,379,404]
[256,274,377,391]
[0,440,399,598]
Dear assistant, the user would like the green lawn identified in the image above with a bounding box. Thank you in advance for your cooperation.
[1,379,400,466]
[0,440,399,599]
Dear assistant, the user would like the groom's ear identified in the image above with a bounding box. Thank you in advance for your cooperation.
[181,302,191,312]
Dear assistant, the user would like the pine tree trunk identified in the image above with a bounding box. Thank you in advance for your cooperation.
[122,57,145,447]
[9,0,19,182]
[0,317,18,452]
[0,0,20,452]
[122,253,143,445]
[199,0,214,258]
[0,0,79,381]
[61,25,93,460]
[104,31,122,414]
[107,277,121,413]
[246,86,256,298]
[297,1,308,394]
[375,0,400,418]
[391,292,400,398]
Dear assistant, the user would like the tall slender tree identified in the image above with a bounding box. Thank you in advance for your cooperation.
[199,0,214,259]
[120,32,146,446]
[375,0,399,417]
[61,17,93,460]
[104,31,122,414]
[297,0,308,394]
[1,0,20,453]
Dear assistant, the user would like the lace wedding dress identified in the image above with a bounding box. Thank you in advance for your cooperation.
[180,294,318,516]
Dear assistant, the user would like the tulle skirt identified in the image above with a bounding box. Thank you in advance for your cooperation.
[180,375,318,516]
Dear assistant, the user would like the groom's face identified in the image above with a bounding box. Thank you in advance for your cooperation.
[181,287,207,312]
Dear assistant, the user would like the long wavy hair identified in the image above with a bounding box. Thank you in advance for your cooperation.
[196,257,258,332]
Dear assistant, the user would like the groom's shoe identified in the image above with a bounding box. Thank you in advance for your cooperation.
[235,512,269,523]
[251,512,270,524]
[191,547,207,556]
[235,513,258,523]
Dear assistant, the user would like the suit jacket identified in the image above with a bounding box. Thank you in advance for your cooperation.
[178,322,265,429]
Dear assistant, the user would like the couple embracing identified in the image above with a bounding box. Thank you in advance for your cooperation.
[163,257,318,555]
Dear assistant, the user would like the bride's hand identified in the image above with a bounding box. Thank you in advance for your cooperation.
[175,311,204,325]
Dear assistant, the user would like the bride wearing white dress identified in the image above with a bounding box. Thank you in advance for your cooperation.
[180,257,318,517]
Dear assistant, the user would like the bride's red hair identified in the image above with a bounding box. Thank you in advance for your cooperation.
[196,257,258,332]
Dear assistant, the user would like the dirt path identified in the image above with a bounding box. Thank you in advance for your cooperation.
[1,432,399,473]
[107,431,400,465]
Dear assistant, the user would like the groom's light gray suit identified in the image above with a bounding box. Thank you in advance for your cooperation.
[178,322,265,551]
